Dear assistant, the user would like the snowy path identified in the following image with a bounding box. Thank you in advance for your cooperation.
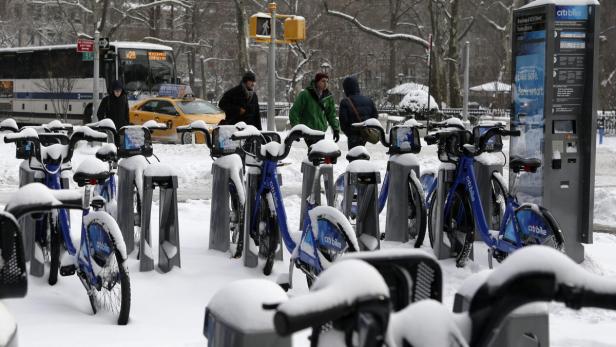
[1,134,616,346]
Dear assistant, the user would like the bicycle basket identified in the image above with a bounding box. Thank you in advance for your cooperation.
[0,212,27,299]
[437,130,471,163]
[473,126,503,152]
[211,125,241,157]
[389,125,421,154]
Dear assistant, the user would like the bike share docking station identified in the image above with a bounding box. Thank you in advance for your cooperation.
[511,0,599,263]
[343,159,381,251]
[383,124,423,243]
[140,163,181,273]
[298,160,335,231]
[116,126,181,272]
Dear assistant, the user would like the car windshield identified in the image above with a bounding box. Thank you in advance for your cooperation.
[177,100,222,115]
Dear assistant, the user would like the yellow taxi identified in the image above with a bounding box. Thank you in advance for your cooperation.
[130,93,225,144]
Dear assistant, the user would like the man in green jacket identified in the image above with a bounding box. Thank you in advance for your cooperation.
[289,73,340,146]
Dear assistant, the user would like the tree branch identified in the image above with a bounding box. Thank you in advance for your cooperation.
[143,36,212,48]
[323,5,429,48]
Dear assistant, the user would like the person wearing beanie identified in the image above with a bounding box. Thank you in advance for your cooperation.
[218,71,261,129]
[339,76,379,150]
[289,72,340,146]
[97,79,130,128]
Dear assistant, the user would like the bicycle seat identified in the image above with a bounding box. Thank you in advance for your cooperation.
[73,158,111,186]
[346,146,370,162]
[510,157,541,173]
[308,139,341,164]
[96,143,118,163]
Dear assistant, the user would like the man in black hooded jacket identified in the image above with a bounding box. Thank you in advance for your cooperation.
[97,79,130,128]
[218,71,261,129]
[338,76,379,149]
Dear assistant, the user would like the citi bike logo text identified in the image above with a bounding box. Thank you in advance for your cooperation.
[557,8,581,18]
[323,235,342,249]
[466,176,475,202]
[528,224,547,236]
[96,240,111,253]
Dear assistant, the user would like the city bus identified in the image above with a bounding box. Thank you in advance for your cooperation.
[0,42,177,125]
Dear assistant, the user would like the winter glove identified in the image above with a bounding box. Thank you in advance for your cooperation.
[333,130,340,143]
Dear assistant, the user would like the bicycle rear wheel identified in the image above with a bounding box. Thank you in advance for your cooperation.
[258,193,279,276]
[408,173,427,248]
[443,188,475,268]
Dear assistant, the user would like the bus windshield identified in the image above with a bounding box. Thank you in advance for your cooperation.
[118,48,175,94]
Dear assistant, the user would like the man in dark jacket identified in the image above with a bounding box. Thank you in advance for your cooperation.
[339,76,379,149]
[218,71,261,129]
[97,79,130,128]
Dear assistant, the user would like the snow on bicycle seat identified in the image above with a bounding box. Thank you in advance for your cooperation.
[346,146,370,162]
[41,144,68,162]
[73,157,110,186]
[509,157,541,173]
[95,143,118,163]
[308,139,341,164]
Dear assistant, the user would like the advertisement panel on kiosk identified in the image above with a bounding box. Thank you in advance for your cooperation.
[511,1,599,263]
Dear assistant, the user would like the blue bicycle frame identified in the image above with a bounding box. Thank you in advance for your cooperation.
[95,175,116,204]
[443,155,519,254]
[41,162,108,288]
[250,160,296,253]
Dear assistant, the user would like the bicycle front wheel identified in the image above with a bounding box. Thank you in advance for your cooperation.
[258,193,279,276]
[489,172,508,231]
[408,172,427,248]
[85,214,131,325]
[443,188,475,268]
[229,182,245,259]
[48,217,61,286]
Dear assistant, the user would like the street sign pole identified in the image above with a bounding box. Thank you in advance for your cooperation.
[267,2,277,131]
[93,30,100,122]
[463,41,470,123]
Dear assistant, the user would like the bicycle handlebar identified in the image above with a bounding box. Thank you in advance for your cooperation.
[475,127,519,155]
[176,120,214,149]
[468,246,616,346]
[5,183,84,220]
[232,124,325,162]
[274,260,389,336]
[4,126,107,164]
[351,119,390,147]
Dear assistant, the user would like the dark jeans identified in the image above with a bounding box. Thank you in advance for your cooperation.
[347,136,367,150]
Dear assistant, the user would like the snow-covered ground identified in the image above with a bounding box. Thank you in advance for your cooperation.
[1,132,616,346]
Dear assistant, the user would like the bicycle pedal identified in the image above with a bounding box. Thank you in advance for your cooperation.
[60,264,76,276]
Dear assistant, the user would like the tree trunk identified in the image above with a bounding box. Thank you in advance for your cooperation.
[386,0,400,89]
[447,0,461,107]
[429,1,444,106]
[233,0,251,76]
[98,0,110,33]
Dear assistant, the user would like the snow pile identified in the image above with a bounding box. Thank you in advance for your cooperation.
[207,279,288,332]
[387,83,439,112]
[142,120,168,130]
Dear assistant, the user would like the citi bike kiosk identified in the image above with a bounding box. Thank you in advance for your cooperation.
[512,0,599,262]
